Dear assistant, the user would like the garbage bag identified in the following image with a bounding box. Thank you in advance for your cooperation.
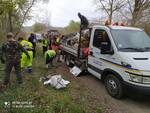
[44,75,70,89]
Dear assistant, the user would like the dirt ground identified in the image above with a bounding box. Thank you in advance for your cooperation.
[58,63,150,113]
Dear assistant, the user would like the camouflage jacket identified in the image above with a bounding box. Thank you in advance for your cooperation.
[0,40,29,61]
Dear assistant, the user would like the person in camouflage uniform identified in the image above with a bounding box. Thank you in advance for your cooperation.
[0,33,30,85]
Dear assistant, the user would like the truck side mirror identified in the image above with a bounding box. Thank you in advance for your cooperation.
[101,42,114,55]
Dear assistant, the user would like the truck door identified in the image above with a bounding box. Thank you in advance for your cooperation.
[88,28,113,79]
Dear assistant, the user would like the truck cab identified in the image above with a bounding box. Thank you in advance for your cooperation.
[88,25,150,98]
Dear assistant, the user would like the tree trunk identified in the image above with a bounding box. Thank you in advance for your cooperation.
[109,0,113,24]
[8,11,13,32]
[131,0,141,26]
[131,12,137,26]
[109,15,112,24]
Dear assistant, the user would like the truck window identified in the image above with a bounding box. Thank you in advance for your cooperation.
[111,30,150,52]
[93,29,103,48]
[93,29,111,49]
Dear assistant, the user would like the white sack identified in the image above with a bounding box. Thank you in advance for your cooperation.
[44,75,70,89]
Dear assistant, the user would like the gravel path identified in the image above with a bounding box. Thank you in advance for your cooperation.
[59,65,150,113]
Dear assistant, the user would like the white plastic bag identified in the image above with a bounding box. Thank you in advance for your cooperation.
[44,75,70,89]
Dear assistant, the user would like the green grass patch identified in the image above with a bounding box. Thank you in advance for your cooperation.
[0,44,104,113]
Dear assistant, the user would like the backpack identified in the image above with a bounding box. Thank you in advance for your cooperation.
[4,41,20,59]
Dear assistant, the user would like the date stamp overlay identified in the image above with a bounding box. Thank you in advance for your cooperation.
[4,101,35,108]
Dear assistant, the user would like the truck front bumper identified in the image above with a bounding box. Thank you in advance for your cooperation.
[123,81,150,95]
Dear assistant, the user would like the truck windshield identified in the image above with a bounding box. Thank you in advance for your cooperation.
[111,29,150,52]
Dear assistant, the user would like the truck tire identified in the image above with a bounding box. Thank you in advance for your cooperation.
[104,74,124,99]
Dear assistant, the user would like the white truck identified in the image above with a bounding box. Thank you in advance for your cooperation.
[60,25,150,98]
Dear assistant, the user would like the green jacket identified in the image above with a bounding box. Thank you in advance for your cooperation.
[42,38,48,47]
[20,40,33,50]
[45,50,56,58]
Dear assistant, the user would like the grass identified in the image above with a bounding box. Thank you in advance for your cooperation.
[0,44,104,113]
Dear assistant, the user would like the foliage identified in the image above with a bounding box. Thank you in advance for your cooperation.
[0,0,49,42]
[32,23,47,32]
[61,20,80,34]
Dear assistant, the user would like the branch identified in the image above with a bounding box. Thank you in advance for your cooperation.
[141,0,150,10]
[20,0,37,27]
[118,10,130,20]
[112,2,126,13]
[98,0,110,16]
[127,0,133,14]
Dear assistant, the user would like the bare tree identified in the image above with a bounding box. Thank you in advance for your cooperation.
[21,0,36,26]
[17,0,38,27]
[95,0,126,24]
[0,0,38,32]
[127,0,150,26]
[16,0,50,27]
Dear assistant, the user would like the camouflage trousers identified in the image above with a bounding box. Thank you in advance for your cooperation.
[3,59,23,85]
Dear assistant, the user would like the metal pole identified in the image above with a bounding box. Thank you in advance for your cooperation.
[77,26,82,58]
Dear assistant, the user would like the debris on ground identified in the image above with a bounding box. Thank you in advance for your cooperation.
[42,75,70,89]
[70,66,82,77]
[39,74,52,82]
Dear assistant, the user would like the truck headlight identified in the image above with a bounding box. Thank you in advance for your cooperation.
[129,74,142,83]
[128,73,150,84]
[143,77,150,84]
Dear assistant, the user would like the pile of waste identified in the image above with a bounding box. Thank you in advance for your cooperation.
[40,74,70,89]
[64,30,90,49]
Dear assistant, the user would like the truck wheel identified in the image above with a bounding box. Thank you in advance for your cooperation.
[104,74,124,99]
